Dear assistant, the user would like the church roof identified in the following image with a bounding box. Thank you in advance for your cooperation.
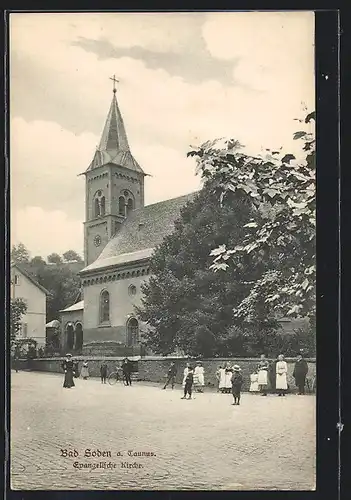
[80,192,197,274]
[86,92,144,175]
[59,300,84,313]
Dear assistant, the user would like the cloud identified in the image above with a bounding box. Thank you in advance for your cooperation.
[11,206,83,258]
[202,12,315,107]
[10,12,315,257]
[137,146,202,204]
[10,117,94,219]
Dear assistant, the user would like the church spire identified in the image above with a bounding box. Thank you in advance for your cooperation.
[86,77,144,174]
[98,76,130,152]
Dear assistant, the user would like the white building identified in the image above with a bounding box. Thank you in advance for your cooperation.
[11,263,49,347]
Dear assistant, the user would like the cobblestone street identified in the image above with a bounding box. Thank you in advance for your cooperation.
[11,371,315,491]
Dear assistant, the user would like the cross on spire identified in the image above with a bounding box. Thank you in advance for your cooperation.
[109,74,119,93]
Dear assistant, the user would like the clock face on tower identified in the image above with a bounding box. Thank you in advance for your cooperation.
[94,235,102,247]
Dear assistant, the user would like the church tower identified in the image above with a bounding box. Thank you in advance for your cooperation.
[82,77,146,266]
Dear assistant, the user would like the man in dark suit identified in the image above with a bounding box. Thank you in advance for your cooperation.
[122,358,132,386]
[293,353,309,394]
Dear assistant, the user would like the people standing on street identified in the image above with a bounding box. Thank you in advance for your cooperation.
[122,358,132,386]
[181,366,194,400]
[293,352,309,394]
[163,362,177,390]
[80,361,89,380]
[62,353,75,388]
[216,365,226,392]
[276,354,288,396]
[224,363,233,394]
[100,362,108,384]
[257,354,269,396]
[231,365,244,405]
[249,371,259,392]
[193,361,205,393]
[182,363,190,389]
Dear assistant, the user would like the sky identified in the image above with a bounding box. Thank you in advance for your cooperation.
[10,11,315,259]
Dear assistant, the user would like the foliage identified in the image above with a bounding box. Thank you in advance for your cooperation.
[137,186,278,357]
[10,298,28,345]
[63,250,83,262]
[11,243,82,321]
[13,338,38,359]
[47,253,63,264]
[34,264,81,321]
[30,256,47,267]
[11,243,30,264]
[187,111,315,322]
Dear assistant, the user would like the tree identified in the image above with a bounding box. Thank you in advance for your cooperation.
[188,111,315,323]
[34,264,81,321]
[47,253,63,265]
[11,243,30,264]
[136,186,278,357]
[10,298,27,346]
[30,256,47,267]
[63,250,83,263]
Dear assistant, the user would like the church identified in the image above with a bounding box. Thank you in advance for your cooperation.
[60,82,196,356]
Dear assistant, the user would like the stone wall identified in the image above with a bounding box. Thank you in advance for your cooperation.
[14,356,316,392]
[82,341,144,357]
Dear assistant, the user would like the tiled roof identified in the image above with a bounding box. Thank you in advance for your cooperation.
[86,93,144,174]
[80,192,198,274]
[46,319,60,328]
[59,300,84,313]
[81,248,153,273]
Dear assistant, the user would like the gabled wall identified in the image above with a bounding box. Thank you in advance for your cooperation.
[11,267,46,346]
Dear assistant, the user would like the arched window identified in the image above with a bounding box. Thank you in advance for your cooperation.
[127,317,139,346]
[100,290,110,323]
[74,323,83,351]
[93,190,106,218]
[94,198,100,217]
[127,198,134,214]
[66,323,75,351]
[119,196,125,216]
[100,196,105,216]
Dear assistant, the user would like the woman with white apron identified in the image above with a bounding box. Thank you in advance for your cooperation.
[276,354,288,396]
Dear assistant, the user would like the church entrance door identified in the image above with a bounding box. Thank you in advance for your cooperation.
[127,318,139,347]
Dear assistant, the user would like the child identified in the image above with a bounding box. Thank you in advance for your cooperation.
[181,366,194,400]
[100,362,108,384]
[80,361,89,380]
[249,371,259,392]
[231,365,244,405]
[193,361,205,393]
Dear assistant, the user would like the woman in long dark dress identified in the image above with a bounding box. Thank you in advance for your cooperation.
[62,353,75,388]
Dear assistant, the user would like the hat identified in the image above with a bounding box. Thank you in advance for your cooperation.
[66,353,72,357]
[233,365,241,371]
[196,361,202,365]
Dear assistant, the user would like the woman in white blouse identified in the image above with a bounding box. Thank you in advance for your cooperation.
[276,354,288,396]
